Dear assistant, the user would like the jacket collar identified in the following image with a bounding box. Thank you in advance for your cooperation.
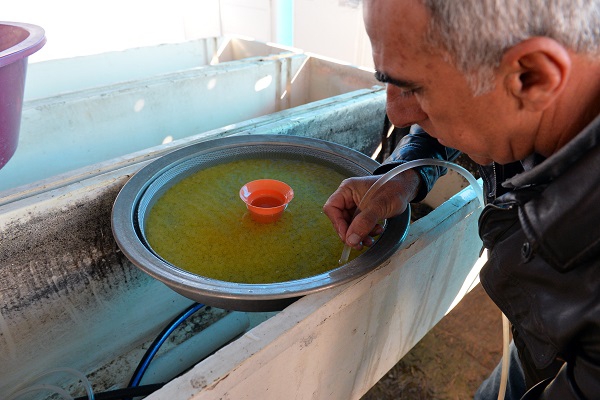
[503,112,600,189]
[508,112,600,272]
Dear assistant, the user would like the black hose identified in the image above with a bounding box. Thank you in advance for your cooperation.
[73,383,165,400]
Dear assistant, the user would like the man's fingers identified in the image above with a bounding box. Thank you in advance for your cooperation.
[345,209,381,249]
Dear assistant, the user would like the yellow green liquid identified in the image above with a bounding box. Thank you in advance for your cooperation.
[145,158,365,284]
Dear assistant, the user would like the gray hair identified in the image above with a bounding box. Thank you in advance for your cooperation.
[421,0,600,94]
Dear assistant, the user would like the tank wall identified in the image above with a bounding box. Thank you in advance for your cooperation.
[0,169,190,397]
[1,47,382,192]
[287,57,380,108]
[305,56,379,103]
[220,37,296,62]
[1,55,307,191]
[0,91,386,396]
[24,37,296,101]
[0,37,388,395]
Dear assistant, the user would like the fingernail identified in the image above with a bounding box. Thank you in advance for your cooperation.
[348,233,361,246]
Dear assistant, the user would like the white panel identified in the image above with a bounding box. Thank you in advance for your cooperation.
[183,0,223,40]
[2,0,223,62]
[220,0,272,41]
[293,0,374,68]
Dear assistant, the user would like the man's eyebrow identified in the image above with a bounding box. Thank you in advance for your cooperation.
[374,70,418,89]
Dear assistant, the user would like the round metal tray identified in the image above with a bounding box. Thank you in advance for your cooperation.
[112,134,410,311]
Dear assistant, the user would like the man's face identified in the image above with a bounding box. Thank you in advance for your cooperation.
[364,0,534,165]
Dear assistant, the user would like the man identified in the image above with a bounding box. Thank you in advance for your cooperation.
[323,0,600,398]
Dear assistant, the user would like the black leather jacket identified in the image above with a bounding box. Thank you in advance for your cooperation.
[376,118,600,399]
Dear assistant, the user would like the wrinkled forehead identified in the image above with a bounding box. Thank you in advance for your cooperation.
[363,0,434,61]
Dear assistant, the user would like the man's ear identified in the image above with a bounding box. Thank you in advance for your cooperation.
[501,37,571,111]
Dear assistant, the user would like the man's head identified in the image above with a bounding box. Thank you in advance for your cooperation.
[421,0,600,94]
[365,0,600,164]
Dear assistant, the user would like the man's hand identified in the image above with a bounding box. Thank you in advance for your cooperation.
[323,169,421,250]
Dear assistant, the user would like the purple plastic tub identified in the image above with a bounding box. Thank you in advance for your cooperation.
[0,21,46,170]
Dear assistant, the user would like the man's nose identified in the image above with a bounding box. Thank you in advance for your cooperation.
[385,85,427,128]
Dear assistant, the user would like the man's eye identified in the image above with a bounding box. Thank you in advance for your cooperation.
[399,87,418,98]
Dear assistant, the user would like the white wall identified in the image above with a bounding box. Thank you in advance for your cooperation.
[4,0,372,68]
[3,0,216,62]
[293,0,373,68]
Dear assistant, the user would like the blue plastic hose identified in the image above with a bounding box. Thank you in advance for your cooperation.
[127,302,205,389]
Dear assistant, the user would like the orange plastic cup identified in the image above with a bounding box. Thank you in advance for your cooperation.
[239,179,294,223]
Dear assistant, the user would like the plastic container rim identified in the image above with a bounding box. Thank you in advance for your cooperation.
[0,21,47,68]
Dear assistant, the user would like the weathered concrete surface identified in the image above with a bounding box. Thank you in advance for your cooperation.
[0,93,385,396]
[0,167,193,396]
